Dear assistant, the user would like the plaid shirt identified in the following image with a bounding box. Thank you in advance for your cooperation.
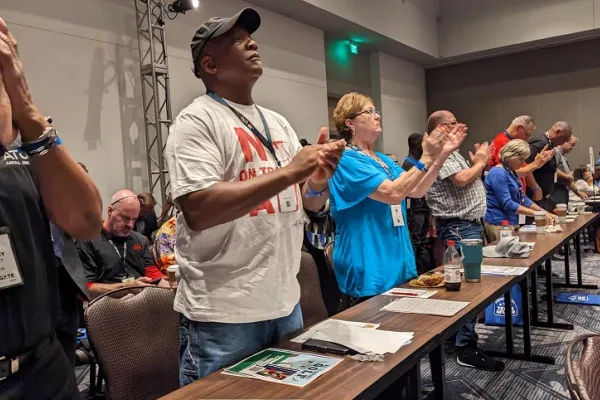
[426,151,487,220]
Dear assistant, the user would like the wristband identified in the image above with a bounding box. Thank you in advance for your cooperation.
[404,157,428,173]
[305,181,328,198]
[20,126,60,157]
[532,186,540,192]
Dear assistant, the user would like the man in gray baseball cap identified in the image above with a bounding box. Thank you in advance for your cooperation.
[166,8,345,387]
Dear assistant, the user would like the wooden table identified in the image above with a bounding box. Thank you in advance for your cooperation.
[161,214,598,400]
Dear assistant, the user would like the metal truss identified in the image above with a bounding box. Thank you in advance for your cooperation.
[134,0,173,206]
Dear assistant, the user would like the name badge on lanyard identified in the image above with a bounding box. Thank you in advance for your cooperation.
[0,227,25,290]
[278,185,299,213]
[391,205,405,227]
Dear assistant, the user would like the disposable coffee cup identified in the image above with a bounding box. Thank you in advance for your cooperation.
[167,265,179,288]
[535,211,547,234]
[556,204,567,223]
[578,203,586,215]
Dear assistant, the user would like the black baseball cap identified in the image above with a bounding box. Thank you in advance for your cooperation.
[190,8,261,75]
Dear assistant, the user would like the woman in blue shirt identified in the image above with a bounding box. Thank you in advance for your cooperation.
[484,139,558,241]
[328,93,467,299]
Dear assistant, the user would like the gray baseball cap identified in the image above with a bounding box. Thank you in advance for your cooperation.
[190,8,261,73]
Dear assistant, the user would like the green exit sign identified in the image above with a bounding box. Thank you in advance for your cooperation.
[349,42,358,55]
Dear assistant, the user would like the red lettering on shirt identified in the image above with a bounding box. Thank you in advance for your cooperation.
[235,127,268,163]
[250,200,276,217]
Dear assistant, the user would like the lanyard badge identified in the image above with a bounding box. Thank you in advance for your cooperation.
[0,227,25,290]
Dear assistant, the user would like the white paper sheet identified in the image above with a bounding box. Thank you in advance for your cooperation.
[481,265,528,276]
[291,319,380,344]
[521,242,535,250]
[519,225,537,233]
[381,298,469,317]
[382,288,437,298]
[310,325,414,355]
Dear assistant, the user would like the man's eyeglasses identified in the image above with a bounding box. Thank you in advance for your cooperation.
[353,108,381,118]
[110,195,139,207]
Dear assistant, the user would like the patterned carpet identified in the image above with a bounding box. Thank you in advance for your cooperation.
[74,244,600,400]
[421,244,600,400]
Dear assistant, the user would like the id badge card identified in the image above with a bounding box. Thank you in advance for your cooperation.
[278,185,299,213]
[391,205,404,227]
[518,214,526,225]
[0,227,24,290]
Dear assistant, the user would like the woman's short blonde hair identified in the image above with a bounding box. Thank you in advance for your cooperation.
[499,139,531,164]
[333,92,374,140]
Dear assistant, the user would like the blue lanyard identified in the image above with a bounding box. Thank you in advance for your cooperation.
[346,144,394,180]
[206,91,280,167]
[503,163,525,204]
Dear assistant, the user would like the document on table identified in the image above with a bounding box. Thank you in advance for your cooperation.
[481,265,528,276]
[519,225,537,233]
[521,242,535,250]
[382,288,437,298]
[291,319,380,344]
[381,298,469,317]
[310,325,414,355]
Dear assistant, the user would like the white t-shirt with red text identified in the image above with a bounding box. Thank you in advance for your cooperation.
[165,94,303,323]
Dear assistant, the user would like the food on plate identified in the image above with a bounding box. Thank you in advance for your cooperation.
[409,271,445,288]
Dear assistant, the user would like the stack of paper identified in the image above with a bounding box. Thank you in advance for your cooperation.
[382,288,437,298]
[291,319,380,344]
[519,225,537,233]
[310,325,414,355]
[382,298,469,317]
[481,265,528,276]
[292,319,413,355]
[223,348,342,388]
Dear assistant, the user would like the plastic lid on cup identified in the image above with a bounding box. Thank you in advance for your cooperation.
[167,265,179,272]
[534,211,546,216]
[501,220,510,226]
[447,240,455,247]
[557,203,567,209]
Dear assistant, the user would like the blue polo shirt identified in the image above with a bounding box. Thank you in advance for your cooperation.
[484,165,534,225]
[329,149,417,298]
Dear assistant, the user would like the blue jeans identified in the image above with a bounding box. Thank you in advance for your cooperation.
[179,304,304,386]
[437,218,484,348]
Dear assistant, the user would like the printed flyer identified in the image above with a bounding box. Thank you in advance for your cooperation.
[223,348,342,388]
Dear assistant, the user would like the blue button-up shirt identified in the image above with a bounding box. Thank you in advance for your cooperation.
[484,165,535,225]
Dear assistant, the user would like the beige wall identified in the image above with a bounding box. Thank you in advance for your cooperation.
[426,38,600,166]
[375,53,428,159]
[439,0,600,58]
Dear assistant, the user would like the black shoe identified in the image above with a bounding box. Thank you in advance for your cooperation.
[456,346,505,371]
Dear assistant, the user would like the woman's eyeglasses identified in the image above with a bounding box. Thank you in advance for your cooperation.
[353,108,381,118]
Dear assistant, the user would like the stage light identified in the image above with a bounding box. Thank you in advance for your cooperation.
[168,0,199,14]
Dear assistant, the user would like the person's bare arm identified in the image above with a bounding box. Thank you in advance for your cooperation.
[179,146,322,232]
[448,141,490,187]
[408,124,468,198]
[0,19,102,239]
[301,135,345,212]
[448,162,486,187]
[368,158,434,205]
[516,145,554,177]
[89,277,152,299]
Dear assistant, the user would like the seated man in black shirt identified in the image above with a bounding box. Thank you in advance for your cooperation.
[77,189,169,298]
